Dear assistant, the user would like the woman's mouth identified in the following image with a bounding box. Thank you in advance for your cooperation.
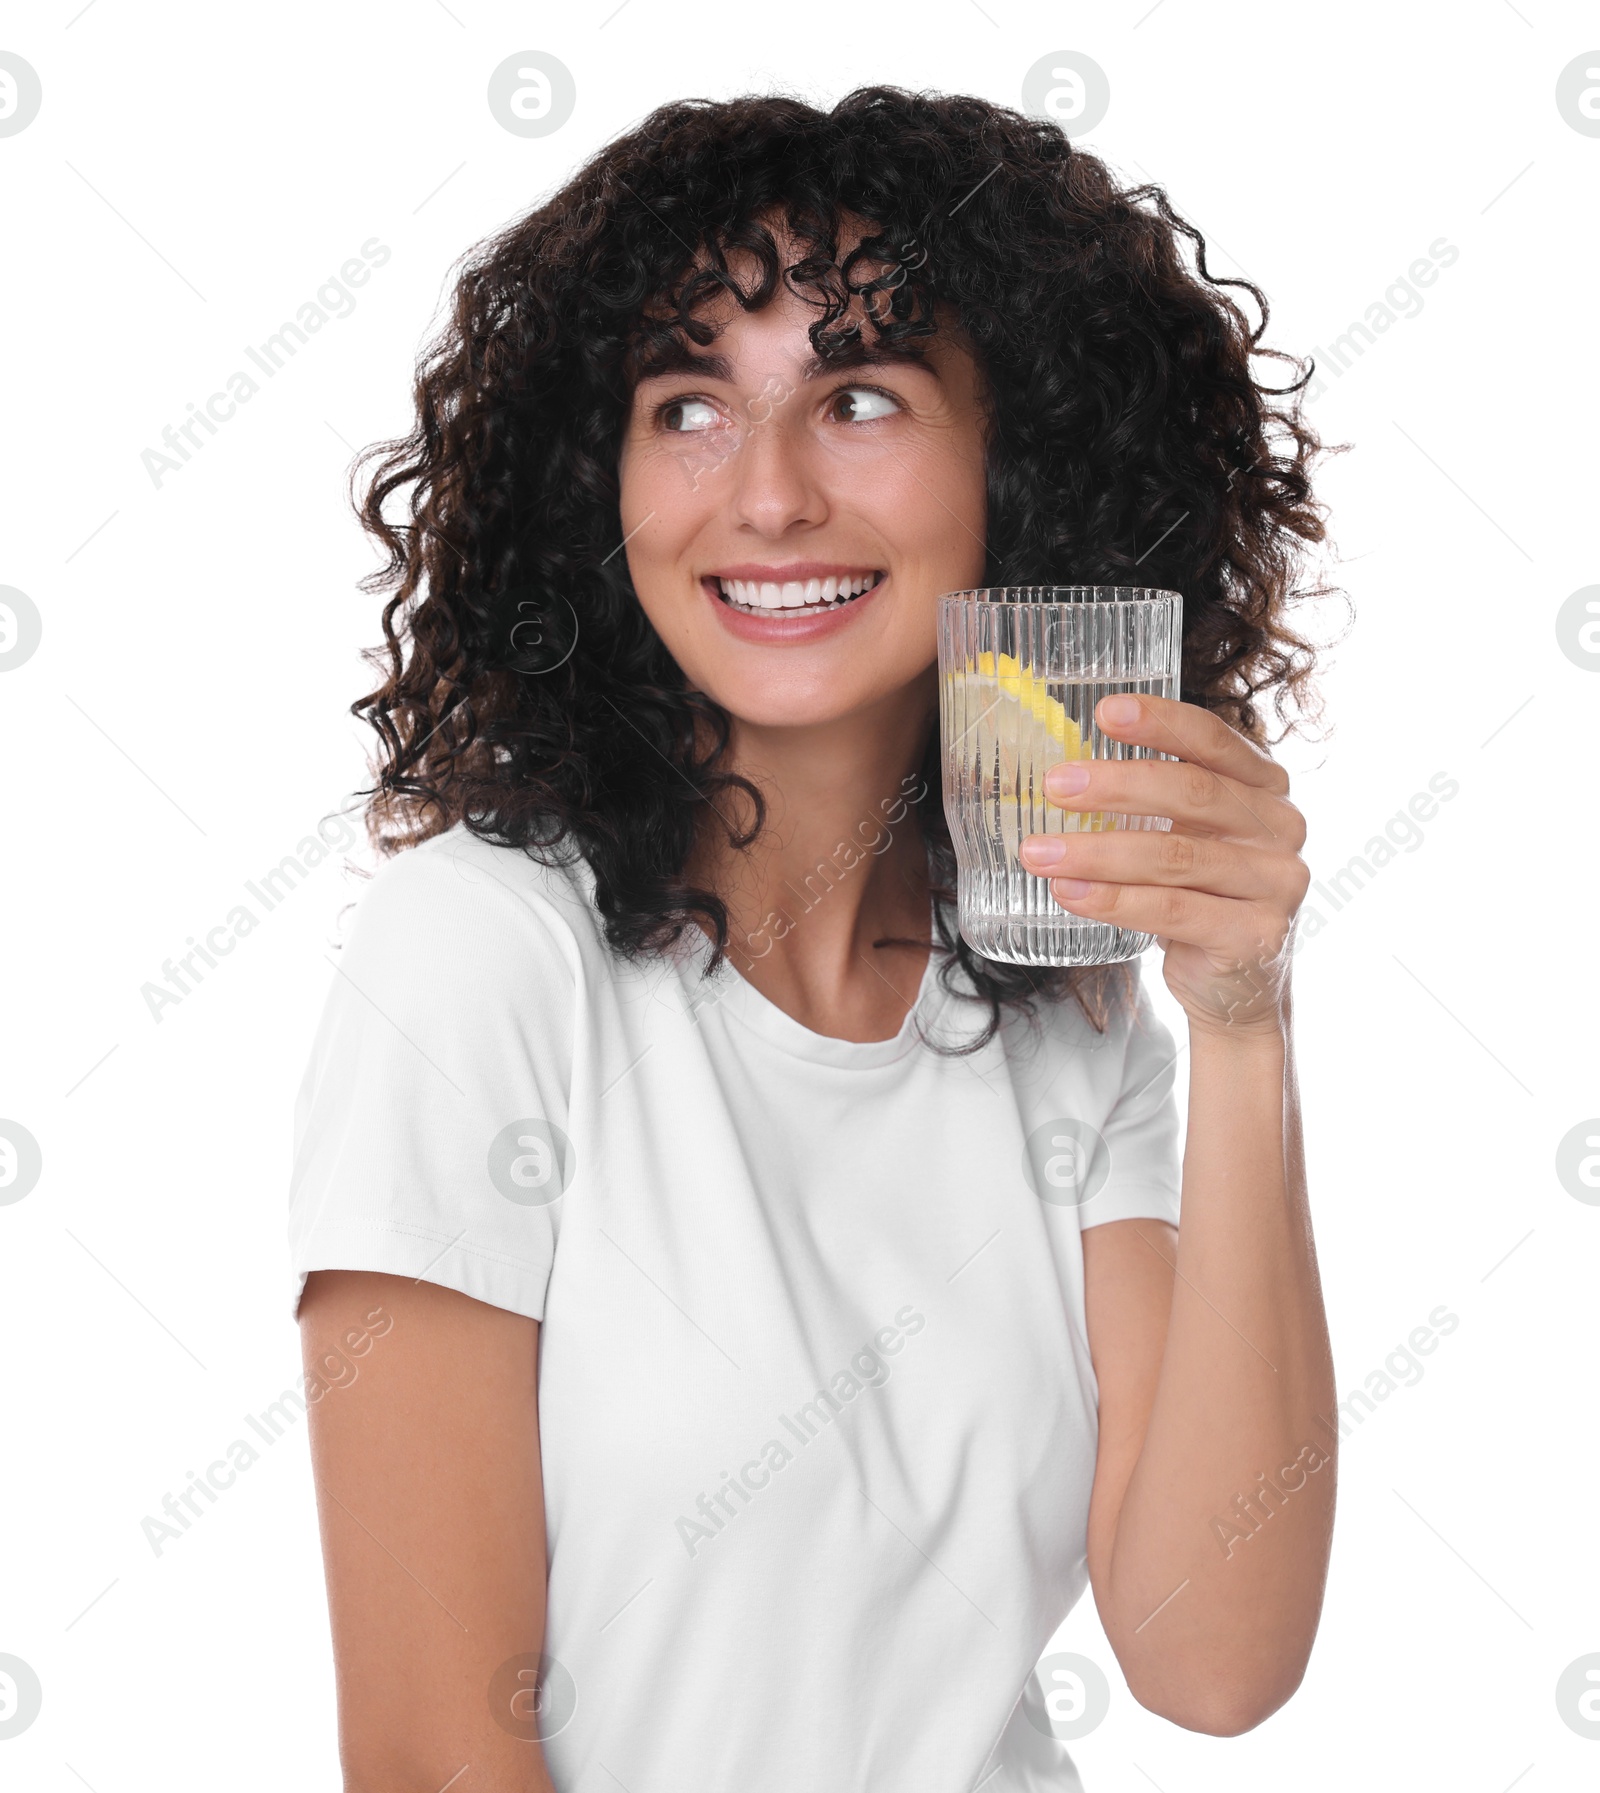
[705,570,887,614]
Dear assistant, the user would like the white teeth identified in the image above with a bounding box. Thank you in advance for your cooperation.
[717,572,880,611]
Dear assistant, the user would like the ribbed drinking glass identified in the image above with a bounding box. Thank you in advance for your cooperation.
[937,586,1183,967]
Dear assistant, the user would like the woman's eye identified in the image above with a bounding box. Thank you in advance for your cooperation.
[659,397,719,433]
[832,386,900,424]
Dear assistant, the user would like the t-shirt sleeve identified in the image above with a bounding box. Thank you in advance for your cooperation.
[287,841,579,1323]
[1078,971,1184,1230]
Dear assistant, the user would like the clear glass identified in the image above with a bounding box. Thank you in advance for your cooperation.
[937,586,1183,967]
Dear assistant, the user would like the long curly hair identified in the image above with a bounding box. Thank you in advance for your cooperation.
[346,85,1337,1053]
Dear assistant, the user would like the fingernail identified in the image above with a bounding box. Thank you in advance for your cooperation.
[1022,835,1068,868]
[1046,763,1090,797]
[1101,695,1139,724]
[1054,877,1093,898]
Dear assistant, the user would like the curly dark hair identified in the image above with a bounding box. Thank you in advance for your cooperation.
[345,85,1337,1053]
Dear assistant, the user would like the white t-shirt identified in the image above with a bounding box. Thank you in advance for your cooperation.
[288,822,1183,1792]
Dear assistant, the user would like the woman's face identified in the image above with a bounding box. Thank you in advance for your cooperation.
[617,238,990,734]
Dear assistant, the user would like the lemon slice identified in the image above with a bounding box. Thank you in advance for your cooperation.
[944,651,1110,837]
[973,651,1082,753]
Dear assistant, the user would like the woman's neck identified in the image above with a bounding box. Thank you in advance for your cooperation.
[687,690,937,1042]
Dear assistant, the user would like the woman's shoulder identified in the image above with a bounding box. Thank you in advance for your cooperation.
[335,822,607,1000]
[993,958,1172,1092]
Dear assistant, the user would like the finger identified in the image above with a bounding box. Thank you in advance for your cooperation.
[1043,754,1304,846]
[1043,877,1292,960]
[1094,692,1289,793]
[1020,829,1305,906]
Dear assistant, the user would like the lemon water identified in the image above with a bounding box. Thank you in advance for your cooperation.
[940,656,1178,966]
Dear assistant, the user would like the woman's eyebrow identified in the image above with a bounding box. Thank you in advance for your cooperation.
[632,340,941,385]
[797,341,940,382]
[632,344,733,383]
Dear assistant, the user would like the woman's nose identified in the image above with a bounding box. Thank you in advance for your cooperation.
[724,408,827,535]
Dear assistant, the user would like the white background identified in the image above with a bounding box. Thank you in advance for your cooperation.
[2,2,1596,1787]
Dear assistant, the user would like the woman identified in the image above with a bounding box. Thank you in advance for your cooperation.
[289,86,1336,1792]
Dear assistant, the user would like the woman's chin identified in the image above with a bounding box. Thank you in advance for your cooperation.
[699,688,880,734]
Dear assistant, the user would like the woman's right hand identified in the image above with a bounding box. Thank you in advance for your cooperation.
[299,1270,557,1792]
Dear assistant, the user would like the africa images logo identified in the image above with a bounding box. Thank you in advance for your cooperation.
[138,239,392,489]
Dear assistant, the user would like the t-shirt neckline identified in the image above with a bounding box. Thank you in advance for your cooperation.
[564,839,955,1069]
[690,901,948,1069]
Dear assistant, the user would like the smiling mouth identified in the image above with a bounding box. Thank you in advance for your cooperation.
[708,570,886,614]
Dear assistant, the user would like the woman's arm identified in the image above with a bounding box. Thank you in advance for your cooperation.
[299,1270,557,1792]
[1021,691,1336,1734]
[1082,1006,1335,1735]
